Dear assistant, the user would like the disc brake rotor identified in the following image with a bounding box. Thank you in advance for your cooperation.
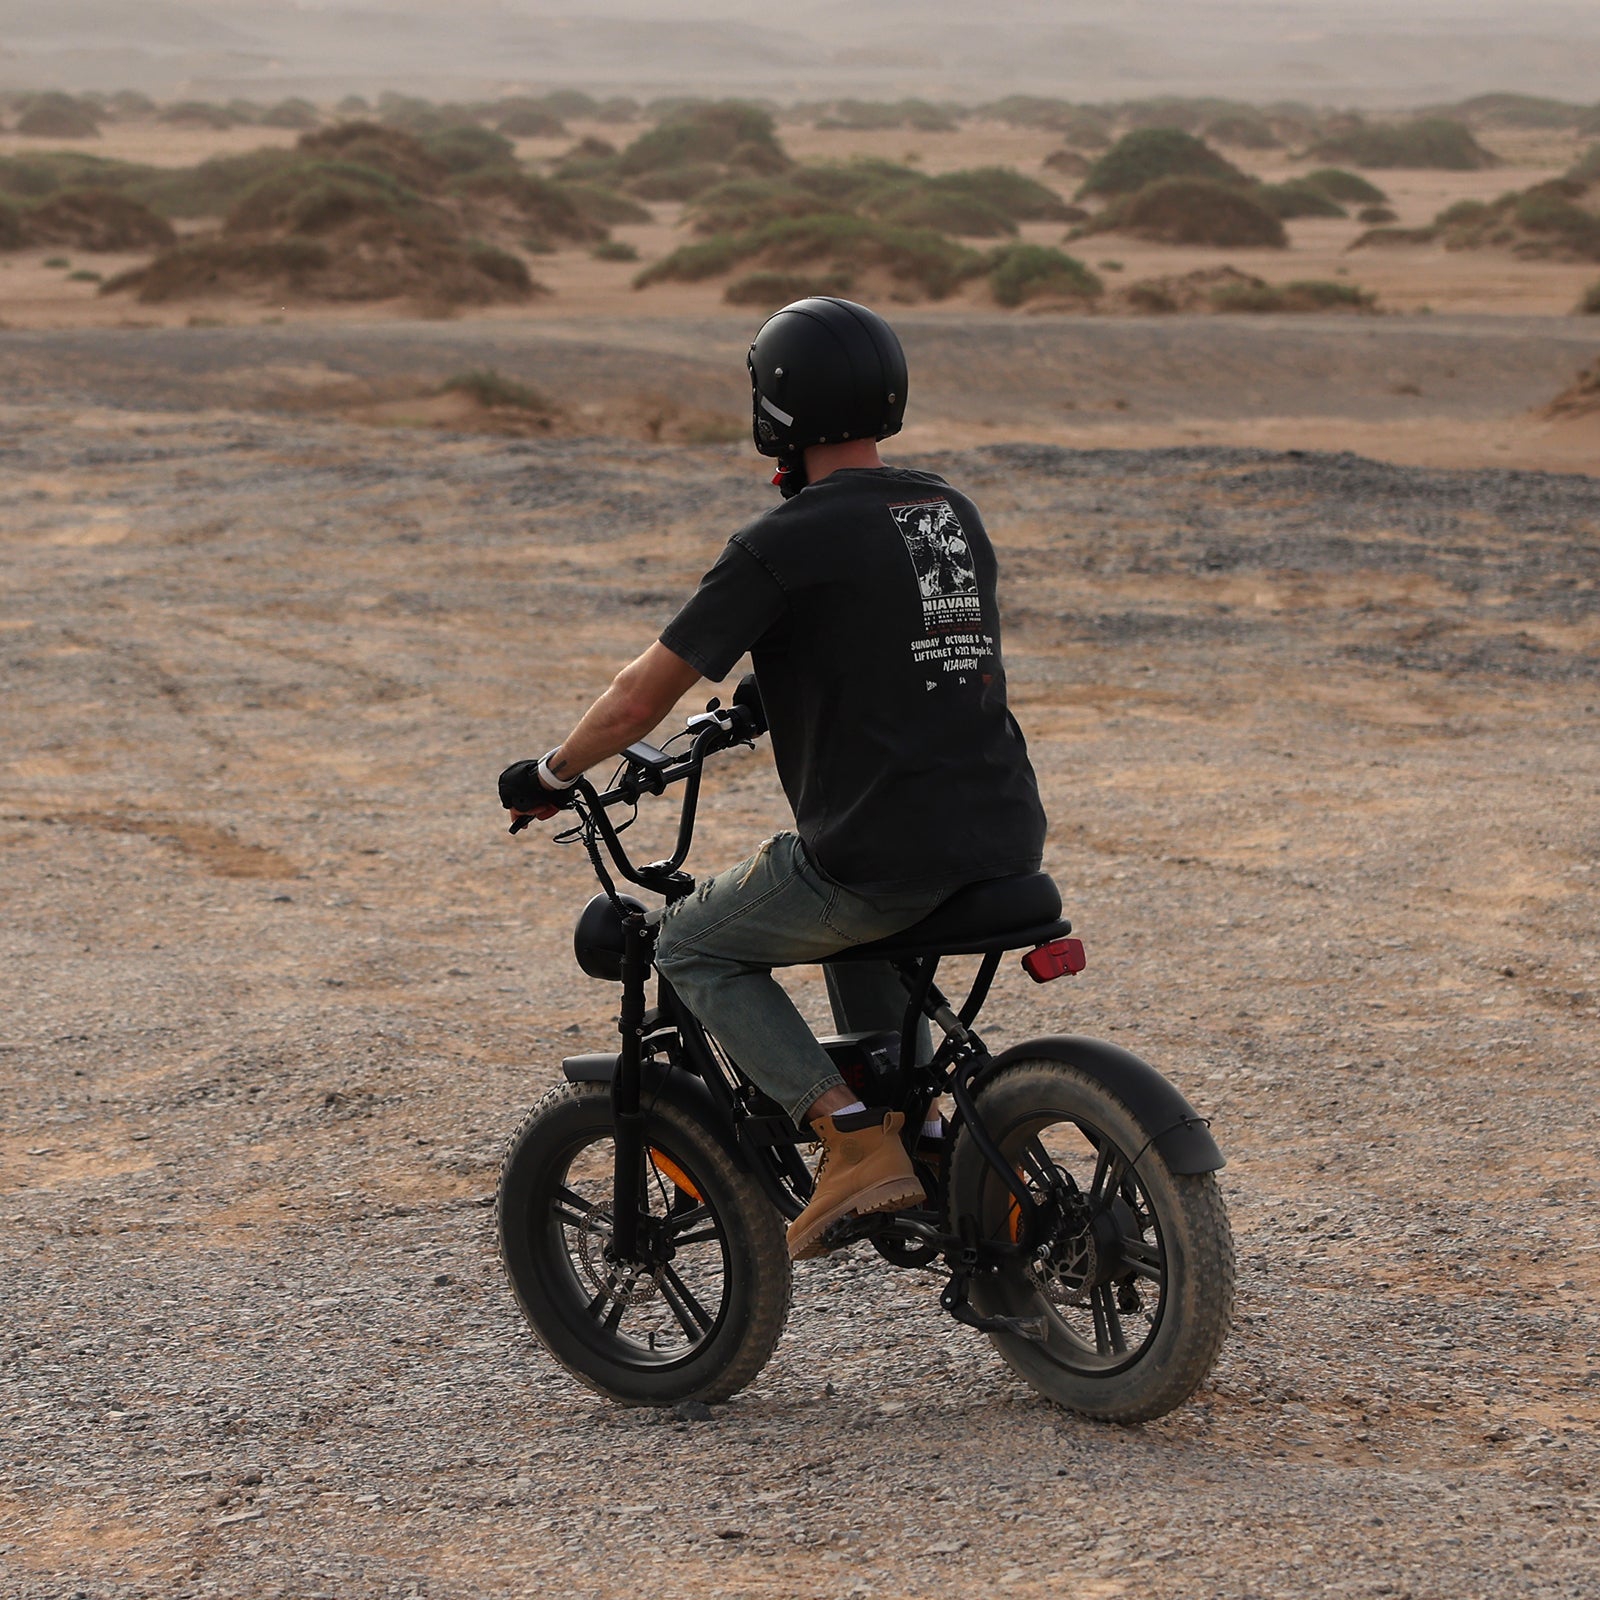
[571,1202,663,1306]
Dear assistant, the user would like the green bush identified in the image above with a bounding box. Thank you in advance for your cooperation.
[628,163,726,201]
[1301,168,1388,205]
[556,183,651,226]
[465,242,532,292]
[158,101,239,131]
[130,149,299,219]
[1078,129,1248,198]
[67,268,101,282]
[16,98,100,139]
[1257,180,1346,219]
[634,233,746,285]
[1204,276,1375,313]
[294,124,447,193]
[24,189,176,251]
[1309,118,1497,171]
[592,238,638,262]
[493,104,567,139]
[261,99,320,131]
[1435,199,1489,227]
[618,102,789,178]
[1358,206,1398,224]
[988,243,1101,307]
[688,178,835,235]
[1513,190,1600,254]
[43,254,69,268]
[1348,226,1438,249]
[871,184,1016,237]
[926,167,1075,222]
[423,126,516,174]
[790,160,921,208]
[724,269,853,306]
[1445,93,1586,130]
[224,163,419,237]
[1090,177,1287,248]
[448,168,605,244]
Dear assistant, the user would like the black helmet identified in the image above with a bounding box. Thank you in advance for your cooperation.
[747,297,908,463]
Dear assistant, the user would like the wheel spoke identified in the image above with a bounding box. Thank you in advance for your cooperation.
[1090,1149,1127,1209]
[665,1203,713,1240]
[1019,1136,1056,1190]
[670,1225,721,1248]
[1094,1284,1127,1354]
[555,1184,609,1232]
[1119,1235,1164,1285]
[659,1265,715,1339]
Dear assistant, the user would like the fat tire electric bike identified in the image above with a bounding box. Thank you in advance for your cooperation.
[497,681,1234,1422]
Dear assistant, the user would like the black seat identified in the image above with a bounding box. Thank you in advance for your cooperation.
[824,871,1071,963]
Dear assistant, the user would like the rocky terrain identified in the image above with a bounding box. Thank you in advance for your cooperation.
[2,335,1598,1597]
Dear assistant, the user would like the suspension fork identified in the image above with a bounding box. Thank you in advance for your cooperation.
[608,911,651,1261]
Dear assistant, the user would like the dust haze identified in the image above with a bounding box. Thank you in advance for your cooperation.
[6,0,1600,105]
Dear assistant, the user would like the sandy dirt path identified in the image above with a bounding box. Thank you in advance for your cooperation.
[1,352,1597,1597]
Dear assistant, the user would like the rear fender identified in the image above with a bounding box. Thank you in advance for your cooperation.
[560,1052,753,1175]
[974,1035,1225,1174]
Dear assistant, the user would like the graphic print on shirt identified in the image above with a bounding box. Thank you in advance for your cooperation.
[889,498,994,688]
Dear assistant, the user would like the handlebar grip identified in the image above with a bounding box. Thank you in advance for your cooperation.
[732,672,766,737]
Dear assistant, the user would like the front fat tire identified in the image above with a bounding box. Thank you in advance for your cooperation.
[949,1059,1235,1423]
[497,1081,792,1406]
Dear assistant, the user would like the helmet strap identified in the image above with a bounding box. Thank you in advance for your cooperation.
[772,454,808,499]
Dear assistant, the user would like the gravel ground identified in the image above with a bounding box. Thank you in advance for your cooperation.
[2,348,1598,1598]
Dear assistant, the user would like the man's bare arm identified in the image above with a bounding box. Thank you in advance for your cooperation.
[542,641,704,785]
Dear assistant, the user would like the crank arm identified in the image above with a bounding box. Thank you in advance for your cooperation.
[939,1274,1048,1342]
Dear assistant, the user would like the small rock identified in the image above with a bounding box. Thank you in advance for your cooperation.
[673,1399,712,1423]
[216,1509,264,1527]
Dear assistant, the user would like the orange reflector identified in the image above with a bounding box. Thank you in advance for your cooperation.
[649,1148,703,1202]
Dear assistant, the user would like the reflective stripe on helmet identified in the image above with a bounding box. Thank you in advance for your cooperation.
[759,393,795,427]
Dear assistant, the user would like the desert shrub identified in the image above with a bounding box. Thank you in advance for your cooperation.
[1358,206,1398,224]
[16,95,100,139]
[450,168,606,243]
[103,237,333,301]
[129,148,299,218]
[23,190,176,251]
[592,239,638,262]
[1348,225,1438,248]
[1257,180,1346,219]
[688,178,835,235]
[1090,177,1287,248]
[1301,168,1388,205]
[1117,98,1208,133]
[871,185,1016,237]
[1309,118,1496,171]
[493,103,567,139]
[43,256,69,268]
[724,269,853,306]
[1513,190,1600,254]
[982,98,1109,144]
[465,242,532,291]
[556,183,651,226]
[336,95,371,116]
[1205,113,1279,149]
[261,99,320,131]
[296,124,447,192]
[1579,281,1600,314]
[109,91,156,118]
[1435,199,1489,228]
[596,97,640,123]
[1078,129,1247,198]
[225,163,419,236]
[1043,149,1090,177]
[790,160,920,209]
[928,167,1075,222]
[618,102,789,179]
[638,213,982,301]
[634,234,746,284]
[1569,145,1600,183]
[226,100,264,125]
[538,90,598,120]
[1210,277,1374,312]
[628,163,727,201]
[818,99,958,133]
[68,268,101,282]
[0,151,158,201]
[423,125,516,174]
[158,101,238,131]
[378,97,465,137]
[988,243,1101,306]
[0,199,22,250]
[1445,93,1585,130]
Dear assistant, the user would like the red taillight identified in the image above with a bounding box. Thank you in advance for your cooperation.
[1021,938,1086,983]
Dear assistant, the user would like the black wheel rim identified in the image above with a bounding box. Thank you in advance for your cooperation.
[985,1114,1169,1376]
[533,1132,732,1371]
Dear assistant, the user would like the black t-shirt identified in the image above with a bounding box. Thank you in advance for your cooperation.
[659,467,1047,893]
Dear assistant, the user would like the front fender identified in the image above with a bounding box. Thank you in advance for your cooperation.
[560,1052,755,1175]
[975,1035,1225,1174]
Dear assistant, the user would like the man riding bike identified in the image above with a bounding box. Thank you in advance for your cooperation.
[501,296,1047,1260]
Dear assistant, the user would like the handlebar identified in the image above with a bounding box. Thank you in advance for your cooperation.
[568,673,766,896]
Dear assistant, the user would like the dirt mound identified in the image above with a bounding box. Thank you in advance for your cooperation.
[988,243,1101,307]
[723,269,853,307]
[15,95,99,140]
[1085,178,1287,249]
[1077,129,1248,199]
[638,212,982,302]
[103,227,539,310]
[1542,357,1600,417]
[1301,168,1388,205]
[22,189,176,251]
[295,123,448,193]
[1043,149,1091,178]
[1112,266,1374,314]
[1309,118,1497,171]
[1257,180,1346,219]
[1403,179,1600,263]
[448,168,607,247]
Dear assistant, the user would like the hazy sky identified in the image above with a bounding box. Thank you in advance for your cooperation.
[5,0,1599,104]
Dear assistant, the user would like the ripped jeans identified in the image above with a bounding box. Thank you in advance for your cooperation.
[652,832,947,1127]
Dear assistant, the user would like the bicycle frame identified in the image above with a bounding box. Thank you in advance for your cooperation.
[557,712,1047,1290]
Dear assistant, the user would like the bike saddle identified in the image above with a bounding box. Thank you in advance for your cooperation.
[825,871,1071,962]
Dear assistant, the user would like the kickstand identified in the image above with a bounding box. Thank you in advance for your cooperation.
[939,1271,1047,1343]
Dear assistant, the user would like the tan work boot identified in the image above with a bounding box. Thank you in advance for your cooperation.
[787,1108,926,1261]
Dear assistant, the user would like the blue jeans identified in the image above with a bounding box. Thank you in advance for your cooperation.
[653,832,946,1126]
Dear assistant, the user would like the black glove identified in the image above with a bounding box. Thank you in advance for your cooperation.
[498,759,576,830]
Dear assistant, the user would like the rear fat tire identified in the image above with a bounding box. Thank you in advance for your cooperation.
[497,1081,792,1406]
[948,1059,1234,1423]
